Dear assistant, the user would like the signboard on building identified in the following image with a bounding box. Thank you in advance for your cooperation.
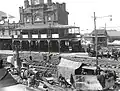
[52,34,59,38]
[22,35,28,38]
[14,35,18,38]
[32,34,38,38]
[41,34,47,38]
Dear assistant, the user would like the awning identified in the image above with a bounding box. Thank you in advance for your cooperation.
[57,58,82,79]
[90,35,106,37]
[16,24,79,30]
[58,58,82,69]
[0,36,11,39]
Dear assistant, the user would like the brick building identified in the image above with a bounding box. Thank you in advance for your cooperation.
[12,0,83,52]
[0,21,19,50]
[0,0,83,52]
[19,0,69,25]
[89,29,120,49]
[91,29,108,47]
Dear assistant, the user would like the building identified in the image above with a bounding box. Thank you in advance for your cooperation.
[86,29,120,49]
[0,21,19,50]
[107,30,120,42]
[12,0,83,53]
[91,29,108,47]
[107,30,120,48]
[13,24,82,52]
[0,11,19,50]
[19,0,69,25]
[0,0,83,52]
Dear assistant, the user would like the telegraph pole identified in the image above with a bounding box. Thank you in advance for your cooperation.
[93,12,112,67]
[94,12,98,66]
[105,23,106,30]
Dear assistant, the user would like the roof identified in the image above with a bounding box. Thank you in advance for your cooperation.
[58,58,82,69]
[107,30,120,37]
[0,84,29,91]
[0,11,15,19]
[24,7,32,14]
[0,68,17,88]
[90,35,106,37]
[82,66,97,70]
[45,77,54,81]
[0,36,11,39]
[91,29,107,35]
[0,11,7,17]
[16,24,79,30]
[108,40,120,45]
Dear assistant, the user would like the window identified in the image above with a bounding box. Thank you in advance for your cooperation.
[26,16,30,23]
[35,17,42,22]
[34,0,39,5]
[48,16,51,21]
[2,29,5,35]
[27,19,30,22]
[4,30,9,35]
[34,12,43,22]
[47,14,52,21]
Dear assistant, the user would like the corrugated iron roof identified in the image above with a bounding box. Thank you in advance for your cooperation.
[91,29,107,35]
[107,31,120,37]
[0,11,7,17]
[0,11,15,19]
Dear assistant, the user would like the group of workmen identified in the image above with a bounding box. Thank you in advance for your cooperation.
[97,50,120,61]
[6,53,62,89]
[97,69,117,89]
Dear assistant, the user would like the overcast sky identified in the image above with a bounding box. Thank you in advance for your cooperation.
[0,0,120,33]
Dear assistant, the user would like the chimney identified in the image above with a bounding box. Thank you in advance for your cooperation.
[30,0,33,5]
[19,7,24,24]
[62,3,66,11]
[19,7,23,13]
[47,0,52,5]
[56,2,60,8]
[31,0,34,5]
[24,0,29,8]
[39,0,44,4]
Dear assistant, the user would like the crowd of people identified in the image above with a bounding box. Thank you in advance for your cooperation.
[2,47,120,90]
[58,74,72,88]
[97,49,120,61]
[19,55,58,87]
[4,53,75,90]
[97,70,117,89]
[87,45,120,61]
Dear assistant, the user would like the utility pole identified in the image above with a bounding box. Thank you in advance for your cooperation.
[93,12,112,67]
[31,5,34,25]
[94,12,98,66]
[105,23,106,30]
[48,23,51,54]
[58,28,61,54]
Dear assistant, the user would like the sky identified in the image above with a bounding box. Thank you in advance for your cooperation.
[0,0,120,33]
